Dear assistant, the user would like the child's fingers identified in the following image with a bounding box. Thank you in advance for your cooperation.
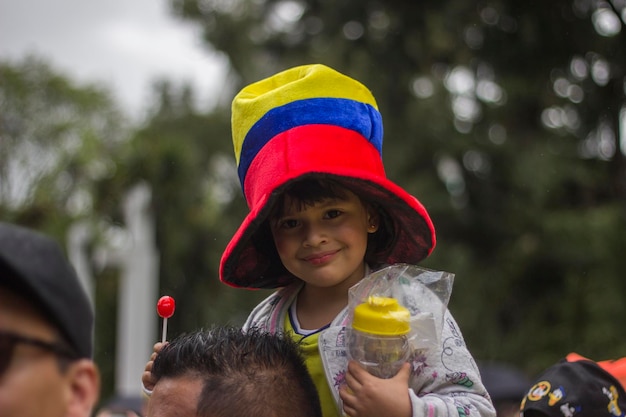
[339,386,357,416]
[343,369,361,395]
[346,360,370,384]
[142,341,169,393]
[141,370,156,391]
[149,341,168,361]
[392,362,411,383]
[342,402,358,417]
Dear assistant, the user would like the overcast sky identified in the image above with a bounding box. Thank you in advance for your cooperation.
[0,0,228,120]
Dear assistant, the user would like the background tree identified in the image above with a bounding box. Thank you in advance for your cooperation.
[0,55,130,401]
[0,56,127,227]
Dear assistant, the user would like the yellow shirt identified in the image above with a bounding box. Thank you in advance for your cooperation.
[285,314,340,417]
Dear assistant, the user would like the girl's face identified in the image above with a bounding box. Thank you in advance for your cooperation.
[270,190,379,291]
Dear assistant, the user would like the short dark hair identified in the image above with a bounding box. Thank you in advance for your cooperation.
[152,326,322,417]
[269,177,355,219]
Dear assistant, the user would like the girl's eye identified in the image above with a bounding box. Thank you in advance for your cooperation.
[278,219,299,229]
[324,209,342,219]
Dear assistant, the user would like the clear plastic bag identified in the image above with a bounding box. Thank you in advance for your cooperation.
[346,263,454,376]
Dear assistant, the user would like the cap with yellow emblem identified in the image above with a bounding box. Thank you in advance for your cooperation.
[520,359,626,417]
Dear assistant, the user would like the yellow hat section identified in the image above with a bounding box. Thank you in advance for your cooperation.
[231,64,379,165]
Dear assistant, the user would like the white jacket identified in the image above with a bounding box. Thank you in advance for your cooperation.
[243,281,496,417]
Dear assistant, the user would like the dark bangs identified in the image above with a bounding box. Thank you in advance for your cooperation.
[270,178,354,219]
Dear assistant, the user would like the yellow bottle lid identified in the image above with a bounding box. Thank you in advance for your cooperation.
[352,296,410,336]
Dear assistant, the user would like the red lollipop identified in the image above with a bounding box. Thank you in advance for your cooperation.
[157,296,176,342]
[157,296,175,318]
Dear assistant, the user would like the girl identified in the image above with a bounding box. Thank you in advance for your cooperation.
[145,64,495,417]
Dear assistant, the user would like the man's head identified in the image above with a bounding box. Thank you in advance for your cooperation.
[0,222,100,417]
[148,327,322,417]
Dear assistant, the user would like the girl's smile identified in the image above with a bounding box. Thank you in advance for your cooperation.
[303,249,340,265]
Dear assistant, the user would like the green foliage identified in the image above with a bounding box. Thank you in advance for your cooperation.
[0,56,127,226]
[0,55,129,402]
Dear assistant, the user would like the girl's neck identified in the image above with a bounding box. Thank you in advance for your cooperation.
[296,285,348,330]
[295,264,371,330]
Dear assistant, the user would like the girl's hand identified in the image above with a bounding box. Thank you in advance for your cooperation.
[141,341,166,392]
[340,361,412,417]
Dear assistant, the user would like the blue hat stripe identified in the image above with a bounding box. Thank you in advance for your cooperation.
[238,97,383,188]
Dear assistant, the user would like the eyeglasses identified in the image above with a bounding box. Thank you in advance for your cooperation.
[0,330,78,375]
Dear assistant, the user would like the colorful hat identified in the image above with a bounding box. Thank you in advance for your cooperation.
[220,64,436,289]
[520,359,626,417]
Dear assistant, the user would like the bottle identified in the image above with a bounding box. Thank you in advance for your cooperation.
[347,296,411,379]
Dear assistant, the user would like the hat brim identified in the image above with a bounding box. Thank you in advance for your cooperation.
[220,159,435,289]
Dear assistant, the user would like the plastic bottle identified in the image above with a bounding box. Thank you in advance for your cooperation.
[347,295,411,379]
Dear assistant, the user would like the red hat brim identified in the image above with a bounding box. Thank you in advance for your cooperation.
[220,125,435,289]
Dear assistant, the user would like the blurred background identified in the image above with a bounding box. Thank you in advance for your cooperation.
[1,0,625,412]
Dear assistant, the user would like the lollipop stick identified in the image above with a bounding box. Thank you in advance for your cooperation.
[161,317,168,343]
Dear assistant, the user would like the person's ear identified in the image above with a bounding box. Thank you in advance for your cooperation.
[66,359,100,417]
[366,207,380,233]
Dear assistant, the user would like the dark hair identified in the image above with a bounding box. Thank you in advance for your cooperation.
[152,326,322,417]
[270,177,354,219]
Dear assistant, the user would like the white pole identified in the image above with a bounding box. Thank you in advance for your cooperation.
[117,182,159,397]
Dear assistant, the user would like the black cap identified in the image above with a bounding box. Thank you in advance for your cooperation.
[0,222,94,359]
[521,359,626,417]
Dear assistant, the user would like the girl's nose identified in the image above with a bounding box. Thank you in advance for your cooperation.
[302,223,328,247]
